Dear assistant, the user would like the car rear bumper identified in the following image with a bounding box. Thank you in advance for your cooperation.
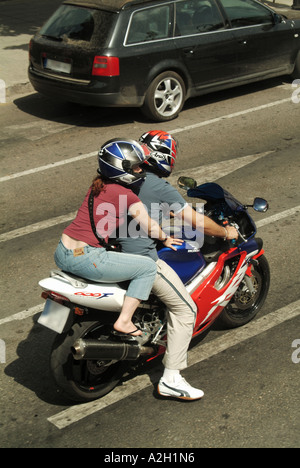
[28,67,144,108]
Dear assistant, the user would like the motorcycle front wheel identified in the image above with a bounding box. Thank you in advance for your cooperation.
[217,255,270,329]
[50,321,129,403]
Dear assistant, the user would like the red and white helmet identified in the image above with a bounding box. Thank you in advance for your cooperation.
[139,130,178,177]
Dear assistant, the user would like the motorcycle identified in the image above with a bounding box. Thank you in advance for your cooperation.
[38,180,270,402]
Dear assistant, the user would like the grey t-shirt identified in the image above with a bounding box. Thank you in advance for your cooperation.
[118,172,187,260]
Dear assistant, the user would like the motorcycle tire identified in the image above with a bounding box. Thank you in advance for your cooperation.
[217,255,270,329]
[50,321,129,403]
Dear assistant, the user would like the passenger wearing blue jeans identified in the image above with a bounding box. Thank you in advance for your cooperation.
[118,131,238,400]
[54,139,181,339]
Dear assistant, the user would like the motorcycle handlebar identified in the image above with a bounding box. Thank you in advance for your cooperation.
[230,222,248,243]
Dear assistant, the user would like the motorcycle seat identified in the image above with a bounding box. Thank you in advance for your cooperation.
[60,270,131,291]
[59,270,122,285]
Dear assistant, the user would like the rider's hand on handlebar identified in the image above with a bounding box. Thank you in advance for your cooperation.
[163,236,184,251]
[225,225,239,240]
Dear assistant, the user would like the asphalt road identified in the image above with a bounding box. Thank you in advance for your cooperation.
[0,76,300,449]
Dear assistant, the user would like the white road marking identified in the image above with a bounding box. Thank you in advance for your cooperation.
[256,206,300,228]
[168,151,273,185]
[47,299,300,429]
[0,97,291,183]
[0,304,44,326]
[170,98,291,135]
[0,211,77,243]
[0,151,273,243]
[0,152,97,183]
[4,120,74,141]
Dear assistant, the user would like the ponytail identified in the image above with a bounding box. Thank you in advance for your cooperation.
[91,175,105,197]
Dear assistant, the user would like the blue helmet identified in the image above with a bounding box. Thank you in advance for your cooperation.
[98,139,148,188]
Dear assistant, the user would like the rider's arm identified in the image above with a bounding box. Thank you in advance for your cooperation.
[129,201,183,250]
[177,205,238,240]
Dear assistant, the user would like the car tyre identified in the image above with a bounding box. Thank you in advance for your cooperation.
[141,71,186,122]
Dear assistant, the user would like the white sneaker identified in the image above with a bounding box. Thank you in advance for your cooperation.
[157,376,204,401]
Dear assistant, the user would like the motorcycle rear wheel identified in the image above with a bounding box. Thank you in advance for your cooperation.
[50,321,129,403]
[217,255,270,329]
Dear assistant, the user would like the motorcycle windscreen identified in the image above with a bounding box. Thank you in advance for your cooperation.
[187,182,243,212]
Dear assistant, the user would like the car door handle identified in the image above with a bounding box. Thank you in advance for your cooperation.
[238,40,248,45]
[183,47,195,55]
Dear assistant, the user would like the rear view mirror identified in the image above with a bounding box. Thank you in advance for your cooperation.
[177,177,197,190]
[273,13,283,25]
[253,197,269,213]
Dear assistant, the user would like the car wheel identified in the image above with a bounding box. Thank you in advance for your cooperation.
[292,51,300,79]
[141,71,186,122]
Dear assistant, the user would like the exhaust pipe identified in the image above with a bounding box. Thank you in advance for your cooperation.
[71,338,154,361]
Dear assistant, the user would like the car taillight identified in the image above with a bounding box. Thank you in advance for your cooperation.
[92,56,120,77]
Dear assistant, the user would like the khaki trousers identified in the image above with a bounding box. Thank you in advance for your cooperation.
[151,260,197,370]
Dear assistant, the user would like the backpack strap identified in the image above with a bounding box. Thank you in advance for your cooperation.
[88,192,120,251]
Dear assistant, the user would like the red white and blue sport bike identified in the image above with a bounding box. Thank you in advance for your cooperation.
[38,180,270,402]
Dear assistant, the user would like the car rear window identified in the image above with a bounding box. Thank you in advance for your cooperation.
[126,5,171,45]
[39,5,115,46]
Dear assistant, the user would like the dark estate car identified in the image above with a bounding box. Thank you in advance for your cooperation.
[28,0,300,121]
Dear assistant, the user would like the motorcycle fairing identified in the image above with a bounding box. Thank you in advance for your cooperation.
[158,240,206,284]
[39,273,126,312]
[191,248,257,333]
[146,248,257,362]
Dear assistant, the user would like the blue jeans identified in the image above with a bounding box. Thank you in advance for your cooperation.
[54,240,157,301]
